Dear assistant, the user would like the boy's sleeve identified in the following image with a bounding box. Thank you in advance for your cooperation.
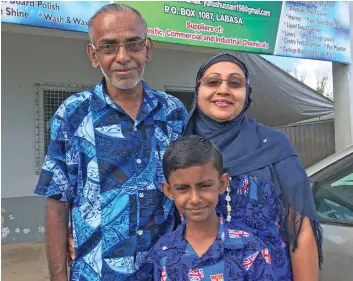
[34,103,77,202]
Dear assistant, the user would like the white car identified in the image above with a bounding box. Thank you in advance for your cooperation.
[306,145,353,281]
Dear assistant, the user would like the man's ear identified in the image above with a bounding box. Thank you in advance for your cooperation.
[87,43,100,69]
[219,173,230,195]
[162,182,173,200]
[145,37,153,64]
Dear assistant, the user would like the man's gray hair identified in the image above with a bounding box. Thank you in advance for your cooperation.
[88,3,148,44]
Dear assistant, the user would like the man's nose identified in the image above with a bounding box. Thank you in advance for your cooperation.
[115,46,130,65]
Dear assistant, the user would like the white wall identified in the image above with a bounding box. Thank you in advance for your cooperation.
[1,30,213,198]
[1,32,96,198]
[144,46,210,91]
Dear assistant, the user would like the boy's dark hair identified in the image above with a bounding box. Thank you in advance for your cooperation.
[163,135,223,181]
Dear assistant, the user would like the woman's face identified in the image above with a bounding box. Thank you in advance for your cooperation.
[197,61,247,122]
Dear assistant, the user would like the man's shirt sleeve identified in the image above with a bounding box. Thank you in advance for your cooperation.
[34,102,77,202]
[166,96,189,141]
[132,244,160,281]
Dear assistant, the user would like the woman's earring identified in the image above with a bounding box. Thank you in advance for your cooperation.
[226,177,232,222]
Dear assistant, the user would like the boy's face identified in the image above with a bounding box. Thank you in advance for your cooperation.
[163,163,229,223]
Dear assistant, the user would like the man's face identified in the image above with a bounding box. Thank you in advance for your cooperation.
[163,164,229,224]
[87,11,152,90]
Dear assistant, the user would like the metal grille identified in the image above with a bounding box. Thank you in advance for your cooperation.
[35,84,93,174]
[277,120,335,168]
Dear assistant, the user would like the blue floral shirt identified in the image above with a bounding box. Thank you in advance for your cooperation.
[34,80,188,281]
[218,174,293,280]
[136,216,278,281]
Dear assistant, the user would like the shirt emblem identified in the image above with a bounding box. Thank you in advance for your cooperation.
[210,273,224,281]
[188,267,204,281]
[261,248,272,264]
[243,251,259,271]
[228,229,249,238]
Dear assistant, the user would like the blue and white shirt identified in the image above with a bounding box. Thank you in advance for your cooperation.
[34,80,188,281]
[134,215,279,281]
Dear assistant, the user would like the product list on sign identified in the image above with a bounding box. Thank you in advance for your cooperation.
[276,1,348,60]
[147,1,271,50]
[1,1,88,27]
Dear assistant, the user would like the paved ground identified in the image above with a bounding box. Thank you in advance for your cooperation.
[2,242,49,281]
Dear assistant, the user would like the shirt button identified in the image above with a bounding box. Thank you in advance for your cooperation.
[133,127,137,132]
[139,193,144,198]
[137,230,143,236]
[136,159,142,164]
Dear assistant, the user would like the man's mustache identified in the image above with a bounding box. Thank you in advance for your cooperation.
[111,64,137,71]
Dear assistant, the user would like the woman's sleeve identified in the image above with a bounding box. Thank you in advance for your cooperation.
[273,155,323,267]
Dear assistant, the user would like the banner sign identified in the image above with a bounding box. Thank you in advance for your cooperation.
[1,1,351,63]
[1,1,108,33]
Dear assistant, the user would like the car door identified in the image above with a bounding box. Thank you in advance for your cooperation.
[310,152,353,281]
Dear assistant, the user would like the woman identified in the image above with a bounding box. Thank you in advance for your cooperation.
[184,53,322,281]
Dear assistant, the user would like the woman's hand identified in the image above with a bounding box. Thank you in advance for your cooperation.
[290,214,319,281]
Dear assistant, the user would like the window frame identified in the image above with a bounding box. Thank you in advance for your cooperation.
[311,152,353,227]
[35,83,92,174]
[164,85,194,112]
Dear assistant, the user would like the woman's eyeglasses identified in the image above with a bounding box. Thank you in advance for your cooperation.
[199,76,246,89]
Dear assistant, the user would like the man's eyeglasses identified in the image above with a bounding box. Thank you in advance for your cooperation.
[92,38,147,55]
[199,76,246,89]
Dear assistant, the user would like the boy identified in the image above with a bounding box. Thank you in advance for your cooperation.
[135,135,279,281]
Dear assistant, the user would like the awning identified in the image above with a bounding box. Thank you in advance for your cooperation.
[236,53,334,127]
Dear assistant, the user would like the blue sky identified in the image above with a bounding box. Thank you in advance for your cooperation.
[261,55,333,98]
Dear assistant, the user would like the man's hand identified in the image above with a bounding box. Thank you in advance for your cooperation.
[68,231,76,264]
[46,198,71,281]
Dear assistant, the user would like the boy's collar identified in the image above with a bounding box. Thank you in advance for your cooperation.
[159,213,247,252]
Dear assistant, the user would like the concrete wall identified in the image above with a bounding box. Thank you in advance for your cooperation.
[278,120,335,168]
[1,28,213,243]
[332,2,353,151]
[1,197,46,243]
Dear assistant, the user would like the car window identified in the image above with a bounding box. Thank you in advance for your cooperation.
[312,158,353,225]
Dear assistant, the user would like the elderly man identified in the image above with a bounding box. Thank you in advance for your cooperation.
[34,3,188,281]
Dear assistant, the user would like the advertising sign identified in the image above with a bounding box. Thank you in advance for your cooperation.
[1,1,350,63]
